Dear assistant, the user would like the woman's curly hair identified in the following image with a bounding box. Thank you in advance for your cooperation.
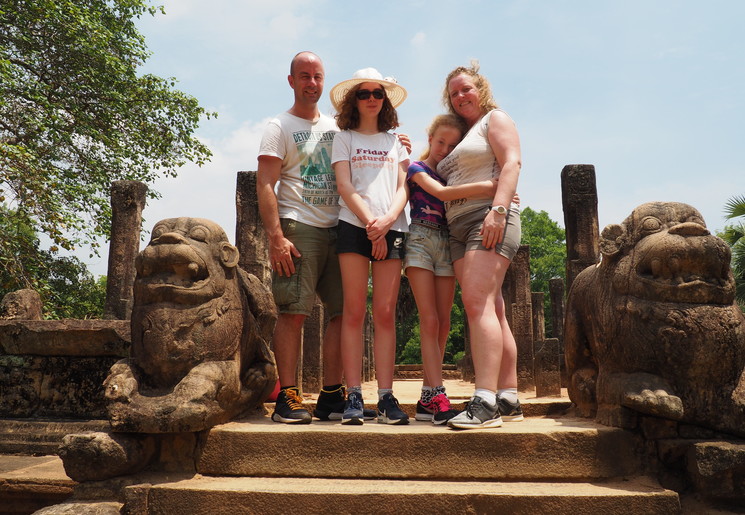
[335,84,400,132]
[442,60,498,118]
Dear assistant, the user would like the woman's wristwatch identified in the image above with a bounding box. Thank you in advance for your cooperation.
[490,205,507,215]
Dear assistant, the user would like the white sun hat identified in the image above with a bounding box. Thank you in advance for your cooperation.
[329,67,407,112]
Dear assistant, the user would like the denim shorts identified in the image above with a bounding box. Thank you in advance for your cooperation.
[271,218,343,317]
[448,205,521,262]
[336,220,406,261]
[403,222,454,277]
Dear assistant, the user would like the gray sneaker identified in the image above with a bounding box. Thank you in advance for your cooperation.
[497,397,524,422]
[447,396,503,429]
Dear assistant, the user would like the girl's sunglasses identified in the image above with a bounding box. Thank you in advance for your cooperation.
[356,88,385,100]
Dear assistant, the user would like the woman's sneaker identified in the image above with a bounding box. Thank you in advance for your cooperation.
[447,396,502,429]
[415,399,435,422]
[377,393,410,425]
[497,397,524,422]
[430,393,459,425]
[342,391,365,425]
[314,386,376,421]
[272,387,312,424]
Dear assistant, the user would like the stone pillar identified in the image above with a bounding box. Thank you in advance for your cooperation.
[104,180,148,320]
[302,299,325,393]
[534,338,562,397]
[531,292,545,343]
[510,245,534,389]
[532,291,561,396]
[561,164,600,291]
[549,277,567,387]
[235,171,271,286]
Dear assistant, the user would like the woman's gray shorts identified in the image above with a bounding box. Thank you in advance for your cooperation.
[447,205,521,262]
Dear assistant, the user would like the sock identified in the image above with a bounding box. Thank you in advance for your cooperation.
[434,385,447,397]
[474,388,497,406]
[347,385,362,396]
[378,388,393,401]
[420,386,434,403]
[497,388,519,404]
[321,384,343,394]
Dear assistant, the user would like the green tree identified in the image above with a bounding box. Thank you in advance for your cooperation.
[1,0,213,288]
[722,194,745,307]
[520,207,567,336]
[1,206,106,318]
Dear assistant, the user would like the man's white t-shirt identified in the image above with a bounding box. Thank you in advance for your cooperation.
[331,130,409,233]
[258,112,339,228]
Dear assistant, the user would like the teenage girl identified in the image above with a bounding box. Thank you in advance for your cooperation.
[329,68,410,425]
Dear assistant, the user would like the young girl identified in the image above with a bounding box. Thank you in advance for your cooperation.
[405,114,498,424]
[329,68,410,425]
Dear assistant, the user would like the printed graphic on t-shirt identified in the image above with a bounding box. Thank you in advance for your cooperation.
[295,129,338,207]
[436,155,467,212]
[351,147,395,169]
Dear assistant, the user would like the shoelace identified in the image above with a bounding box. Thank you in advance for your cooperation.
[465,397,483,419]
[431,393,451,414]
[348,393,362,410]
[283,388,305,410]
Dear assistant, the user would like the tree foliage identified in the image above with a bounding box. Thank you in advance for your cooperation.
[0,0,213,274]
[519,207,567,336]
[721,194,745,307]
[519,207,567,294]
[1,205,106,319]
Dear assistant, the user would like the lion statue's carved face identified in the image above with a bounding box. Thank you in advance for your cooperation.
[599,202,734,304]
[134,218,240,306]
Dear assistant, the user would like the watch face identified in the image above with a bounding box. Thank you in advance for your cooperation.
[493,205,507,214]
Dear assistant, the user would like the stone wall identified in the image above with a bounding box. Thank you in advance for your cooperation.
[0,320,130,419]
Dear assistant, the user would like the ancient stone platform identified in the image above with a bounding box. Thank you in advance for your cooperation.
[0,380,689,514]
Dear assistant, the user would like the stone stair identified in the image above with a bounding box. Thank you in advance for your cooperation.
[0,384,687,514]
[0,419,108,456]
[123,410,681,514]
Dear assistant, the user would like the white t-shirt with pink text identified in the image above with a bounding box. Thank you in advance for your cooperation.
[331,130,409,232]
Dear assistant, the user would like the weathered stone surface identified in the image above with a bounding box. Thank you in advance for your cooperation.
[687,440,745,506]
[235,171,270,286]
[561,164,600,290]
[535,338,562,398]
[565,202,745,437]
[59,432,156,482]
[104,180,148,321]
[104,217,278,433]
[0,319,130,356]
[34,501,123,514]
[510,245,534,389]
[0,320,129,418]
[0,289,42,320]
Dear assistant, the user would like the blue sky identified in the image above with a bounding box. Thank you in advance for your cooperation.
[82,0,744,275]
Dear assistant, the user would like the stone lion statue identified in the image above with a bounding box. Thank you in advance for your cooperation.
[105,217,277,432]
[565,202,745,437]
[60,218,277,481]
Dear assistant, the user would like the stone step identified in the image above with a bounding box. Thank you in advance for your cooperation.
[198,415,640,481]
[0,419,108,455]
[263,398,571,419]
[129,475,680,514]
